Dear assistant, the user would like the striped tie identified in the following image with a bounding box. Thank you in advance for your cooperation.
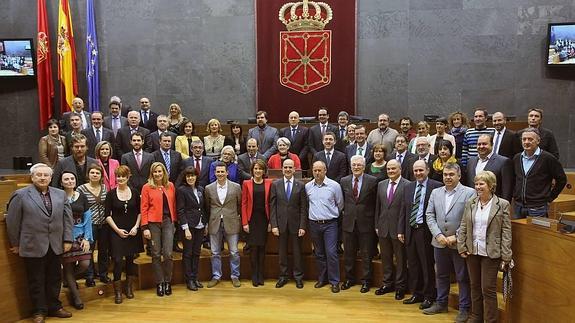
[409,183,423,227]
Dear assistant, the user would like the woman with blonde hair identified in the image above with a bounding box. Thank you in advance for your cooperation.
[167,103,188,135]
[141,162,177,297]
[203,118,225,159]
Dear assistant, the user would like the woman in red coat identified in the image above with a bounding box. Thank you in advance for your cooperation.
[267,137,301,170]
[95,141,119,191]
[241,159,273,286]
[141,162,177,297]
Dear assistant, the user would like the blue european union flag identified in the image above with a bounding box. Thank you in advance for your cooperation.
[86,0,99,112]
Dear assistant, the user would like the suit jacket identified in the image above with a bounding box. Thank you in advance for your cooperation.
[345,143,374,166]
[181,156,213,188]
[426,183,476,249]
[398,179,443,245]
[313,150,348,182]
[6,185,73,257]
[51,156,99,187]
[146,130,177,153]
[204,179,242,235]
[247,125,279,159]
[334,126,349,152]
[387,150,417,181]
[81,127,115,158]
[466,153,514,201]
[308,123,337,155]
[279,125,309,164]
[61,110,92,133]
[177,185,206,229]
[375,177,410,239]
[340,173,379,233]
[138,109,159,133]
[237,152,267,174]
[114,126,151,159]
[241,179,273,226]
[103,115,128,134]
[140,182,177,227]
[120,150,154,191]
[269,178,308,234]
[457,195,512,262]
[153,149,183,183]
[495,128,521,160]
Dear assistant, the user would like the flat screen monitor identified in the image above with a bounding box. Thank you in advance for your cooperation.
[547,23,575,66]
[0,38,36,77]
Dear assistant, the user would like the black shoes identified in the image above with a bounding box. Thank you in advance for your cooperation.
[395,290,405,300]
[156,283,164,297]
[195,280,203,288]
[360,283,370,293]
[341,280,354,290]
[276,278,289,288]
[187,280,198,291]
[85,279,96,287]
[375,285,395,296]
[331,284,340,293]
[403,295,424,304]
[99,275,112,284]
[314,281,328,288]
[164,282,172,296]
[419,299,433,310]
[295,279,304,289]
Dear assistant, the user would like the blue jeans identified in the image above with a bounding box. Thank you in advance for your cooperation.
[210,222,240,280]
[513,202,548,219]
[434,247,470,310]
[309,220,340,285]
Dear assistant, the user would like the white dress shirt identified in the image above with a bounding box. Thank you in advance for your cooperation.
[472,198,492,257]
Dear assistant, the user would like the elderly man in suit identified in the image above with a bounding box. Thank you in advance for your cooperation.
[115,110,151,159]
[312,132,348,182]
[346,124,373,167]
[237,138,267,174]
[491,112,521,159]
[61,97,91,133]
[340,155,378,293]
[146,115,177,153]
[247,110,279,159]
[7,163,74,322]
[103,101,127,137]
[138,97,159,133]
[51,133,98,186]
[279,111,310,170]
[398,160,443,309]
[424,163,475,321]
[466,134,514,201]
[374,159,410,300]
[81,111,115,158]
[204,161,242,288]
[181,140,213,188]
[120,132,154,192]
[308,108,338,155]
[270,158,308,289]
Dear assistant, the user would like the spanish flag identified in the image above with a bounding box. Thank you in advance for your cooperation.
[57,0,78,112]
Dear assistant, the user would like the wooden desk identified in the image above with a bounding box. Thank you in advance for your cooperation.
[509,219,575,323]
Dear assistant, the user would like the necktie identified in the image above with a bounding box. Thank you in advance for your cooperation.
[353,177,359,201]
[164,152,171,176]
[112,117,119,136]
[409,183,423,227]
[493,131,502,154]
[195,158,201,174]
[388,181,396,202]
[142,111,148,124]
[358,147,363,156]
[96,128,101,142]
[135,152,142,169]
[321,124,326,134]
[340,128,345,139]
[250,156,255,165]
[397,154,403,164]
[131,127,137,135]
[291,127,296,140]
[326,151,331,167]
[286,180,292,200]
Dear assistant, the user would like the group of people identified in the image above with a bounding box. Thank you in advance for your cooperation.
[8,96,567,323]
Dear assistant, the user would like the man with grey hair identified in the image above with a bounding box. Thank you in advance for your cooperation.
[146,114,177,152]
[424,162,475,321]
[367,113,399,157]
[181,139,213,188]
[115,110,151,158]
[7,163,74,321]
[279,111,310,169]
[61,97,91,133]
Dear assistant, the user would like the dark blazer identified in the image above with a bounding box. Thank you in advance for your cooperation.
[398,179,443,245]
[81,127,115,158]
[346,143,374,166]
[538,127,559,159]
[334,126,349,152]
[308,123,337,155]
[51,156,99,187]
[153,149,183,183]
[224,136,247,156]
[120,150,154,191]
[279,125,310,165]
[114,126,151,159]
[176,185,206,229]
[60,110,91,133]
[313,150,348,182]
[237,152,267,174]
[181,156,213,188]
[103,115,128,133]
[139,109,159,133]
[146,130,177,153]
[496,128,521,160]
[269,177,308,234]
[375,177,410,239]
[466,153,514,201]
[340,173,378,233]
[6,185,74,257]
[387,150,417,181]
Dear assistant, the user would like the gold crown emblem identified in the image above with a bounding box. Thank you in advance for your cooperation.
[279,0,333,31]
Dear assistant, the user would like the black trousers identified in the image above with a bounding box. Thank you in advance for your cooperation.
[23,246,63,315]
[406,227,436,300]
[343,226,374,283]
[182,227,204,281]
[87,223,110,279]
[379,236,407,290]
[278,229,304,280]
[250,246,266,283]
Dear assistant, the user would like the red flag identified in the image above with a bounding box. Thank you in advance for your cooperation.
[57,0,78,112]
[37,0,54,130]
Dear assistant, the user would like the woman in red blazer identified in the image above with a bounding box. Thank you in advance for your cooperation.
[241,159,273,286]
[95,141,119,191]
[267,137,301,170]
[141,162,177,297]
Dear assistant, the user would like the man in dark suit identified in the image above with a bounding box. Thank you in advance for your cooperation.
[279,111,310,170]
[345,124,373,167]
[340,155,378,293]
[491,112,521,160]
[103,101,128,137]
[374,159,410,300]
[270,159,308,289]
[120,132,154,192]
[81,111,115,158]
[237,138,267,174]
[308,108,338,155]
[138,97,159,133]
[388,134,417,181]
[312,132,348,182]
[527,108,559,159]
[60,97,91,133]
[152,133,183,183]
[181,140,213,188]
[334,111,349,152]
[398,160,443,310]
[415,137,438,179]
[7,163,74,321]
[115,110,151,159]
[146,115,177,153]
[466,134,514,201]
[51,134,98,186]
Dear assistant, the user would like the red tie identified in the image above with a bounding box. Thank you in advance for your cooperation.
[353,177,359,202]
[195,158,201,174]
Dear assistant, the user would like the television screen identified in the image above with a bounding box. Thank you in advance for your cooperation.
[547,23,575,66]
[0,39,36,77]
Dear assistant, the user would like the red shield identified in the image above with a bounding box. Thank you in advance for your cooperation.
[279,30,331,94]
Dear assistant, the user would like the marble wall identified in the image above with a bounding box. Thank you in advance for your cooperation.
[1,0,574,168]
